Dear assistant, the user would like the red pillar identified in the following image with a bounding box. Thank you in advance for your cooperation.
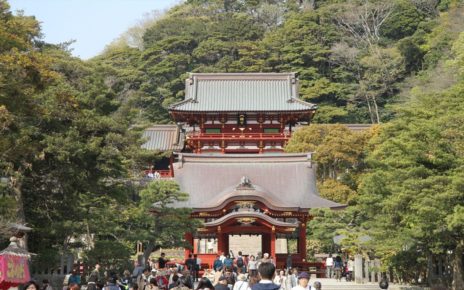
[217,233,224,255]
[169,154,174,177]
[298,218,307,260]
[184,232,193,259]
[270,227,276,260]
[262,233,270,255]
[224,234,229,255]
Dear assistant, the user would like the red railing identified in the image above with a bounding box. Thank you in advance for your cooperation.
[144,170,173,178]
[187,132,291,141]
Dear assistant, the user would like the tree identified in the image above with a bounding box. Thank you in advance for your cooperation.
[356,81,464,287]
[128,180,200,264]
[381,0,424,40]
[332,0,394,49]
[357,47,405,123]
[318,179,356,204]
[285,124,367,180]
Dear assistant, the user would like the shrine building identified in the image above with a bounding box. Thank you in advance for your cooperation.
[143,73,343,269]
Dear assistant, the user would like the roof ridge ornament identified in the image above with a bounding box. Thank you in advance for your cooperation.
[237,176,254,190]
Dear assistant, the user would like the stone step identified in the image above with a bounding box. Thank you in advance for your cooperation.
[320,285,380,290]
[314,286,380,290]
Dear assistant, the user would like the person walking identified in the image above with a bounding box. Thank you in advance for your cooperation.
[247,255,257,277]
[69,270,81,287]
[145,278,159,290]
[88,264,102,290]
[233,274,250,290]
[42,279,53,290]
[235,251,246,274]
[196,277,215,290]
[346,258,354,282]
[214,276,229,290]
[251,263,280,290]
[104,277,121,290]
[186,254,196,282]
[273,270,286,290]
[333,256,343,282]
[159,253,168,269]
[137,268,151,290]
[214,255,224,272]
[195,255,202,282]
[286,269,297,290]
[325,254,333,279]
[291,272,311,290]
[286,255,292,272]
[224,255,234,270]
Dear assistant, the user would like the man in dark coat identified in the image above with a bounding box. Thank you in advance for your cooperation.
[251,263,280,290]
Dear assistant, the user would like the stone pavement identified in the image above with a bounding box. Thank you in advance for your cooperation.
[308,278,430,290]
[195,278,429,290]
[309,278,380,290]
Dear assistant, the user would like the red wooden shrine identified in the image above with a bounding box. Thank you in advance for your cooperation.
[144,73,342,271]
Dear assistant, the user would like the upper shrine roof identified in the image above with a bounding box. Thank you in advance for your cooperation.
[169,73,317,112]
[141,125,184,151]
[171,153,343,210]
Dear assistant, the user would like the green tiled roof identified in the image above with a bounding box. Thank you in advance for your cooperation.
[169,73,317,112]
[142,125,184,151]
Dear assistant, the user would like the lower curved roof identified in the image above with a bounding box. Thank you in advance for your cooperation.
[172,153,342,210]
[203,211,299,228]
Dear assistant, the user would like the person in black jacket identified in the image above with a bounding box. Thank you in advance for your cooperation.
[214,276,229,290]
[159,253,168,269]
[185,254,196,282]
[251,263,280,290]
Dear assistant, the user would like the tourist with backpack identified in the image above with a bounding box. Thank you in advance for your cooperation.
[235,252,246,273]
[213,255,223,272]
[224,255,233,270]
[333,256,343,282]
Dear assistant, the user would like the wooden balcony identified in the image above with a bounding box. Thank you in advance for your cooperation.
[185,132,291,153]
[186,132,291,142]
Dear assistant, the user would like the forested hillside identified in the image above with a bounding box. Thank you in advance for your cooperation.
[97,0,457,125]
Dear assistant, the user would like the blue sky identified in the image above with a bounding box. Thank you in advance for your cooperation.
[8,0,182,59]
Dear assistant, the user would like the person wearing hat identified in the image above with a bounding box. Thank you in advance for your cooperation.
[149,269,158,281]
[291,272,311,290]
[233,274,250,290]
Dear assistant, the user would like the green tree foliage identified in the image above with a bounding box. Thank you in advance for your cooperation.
[382,0,424,40]
[128,180,200,263]
[0,1,190,271]
[353,31,464,285]
[318,179,357,204]
[285,124,367,181]
[94,0,458,125]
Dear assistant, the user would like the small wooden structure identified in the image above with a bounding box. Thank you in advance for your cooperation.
[0,237,31,290]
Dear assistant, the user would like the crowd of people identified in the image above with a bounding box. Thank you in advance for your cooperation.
[324,254,354,282]
[22,251,330,290]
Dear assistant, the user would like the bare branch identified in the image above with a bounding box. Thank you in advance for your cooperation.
[333,0,393,49]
